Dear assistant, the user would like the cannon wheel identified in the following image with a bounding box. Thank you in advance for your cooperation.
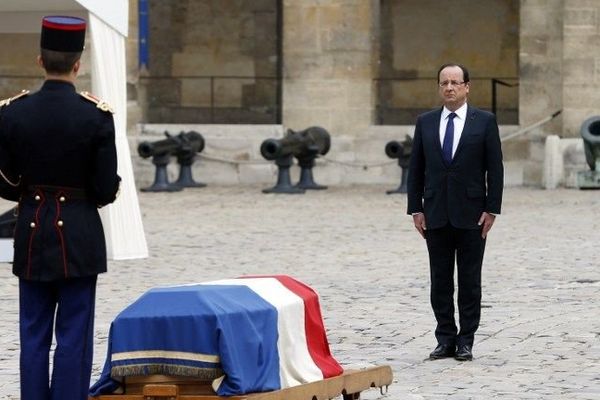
[89,365,393,400]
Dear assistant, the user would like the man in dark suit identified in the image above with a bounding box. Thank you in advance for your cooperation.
[0,16,120,400]
[407,63,503,361]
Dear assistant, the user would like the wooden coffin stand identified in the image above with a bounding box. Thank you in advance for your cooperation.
[90,365,393,400]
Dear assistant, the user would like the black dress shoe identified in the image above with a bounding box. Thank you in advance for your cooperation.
[429,344,455,359]
[455,345,473,361]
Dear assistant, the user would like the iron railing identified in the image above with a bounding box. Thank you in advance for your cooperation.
[491,78,519,116]
[139,75,281,124]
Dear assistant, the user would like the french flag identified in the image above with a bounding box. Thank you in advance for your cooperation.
[90,275,343,396]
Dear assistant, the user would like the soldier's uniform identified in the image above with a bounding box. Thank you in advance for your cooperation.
[0,16,120,400]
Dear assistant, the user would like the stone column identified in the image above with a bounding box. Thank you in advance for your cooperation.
[519,0,563,134]
[127,0,142,131]
[562,0,600,137]
[282,0,376,137]
[518,0,563,184]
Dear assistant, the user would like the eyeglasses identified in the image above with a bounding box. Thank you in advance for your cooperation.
[439,80,466,88]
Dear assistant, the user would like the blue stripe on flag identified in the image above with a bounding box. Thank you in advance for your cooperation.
[91,285,281,396]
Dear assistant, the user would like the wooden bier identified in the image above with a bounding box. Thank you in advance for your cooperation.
[89,365,393,400]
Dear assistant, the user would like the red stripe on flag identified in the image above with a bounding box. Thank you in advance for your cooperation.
[270,275,343,378]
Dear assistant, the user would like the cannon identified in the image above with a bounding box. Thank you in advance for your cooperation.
[261,127,330,161]
[385,135,412,194]
[138,130,205,158]
[137,131,206,192]
[578,116,600,189]
[260,126,331,194]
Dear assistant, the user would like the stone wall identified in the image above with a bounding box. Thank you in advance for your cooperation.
[0,33,91,98]
[562,0,600,137]
[282,0,376,138]
[0,34,42,97]
[142,0,278,123]
[378,0,519,124]
[517,0,600,185]
[130,0,578,187]
[0,1,591,188]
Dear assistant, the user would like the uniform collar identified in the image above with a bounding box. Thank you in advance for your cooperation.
[41,79,76,91]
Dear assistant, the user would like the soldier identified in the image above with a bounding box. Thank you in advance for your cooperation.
[0,16,121,400]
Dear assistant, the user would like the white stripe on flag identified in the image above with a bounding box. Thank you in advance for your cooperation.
[205,278,323,387]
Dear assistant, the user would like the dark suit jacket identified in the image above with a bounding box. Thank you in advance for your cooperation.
[0,80,121,281]
[407,105,503,230]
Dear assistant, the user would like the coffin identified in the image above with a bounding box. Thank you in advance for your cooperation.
[90,275,343,397]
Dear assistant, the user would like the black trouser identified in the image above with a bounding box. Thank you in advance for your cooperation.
[425,224,486,347]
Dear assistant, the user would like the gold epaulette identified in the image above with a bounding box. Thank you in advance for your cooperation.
[0,90,29,108]
[79,91,114,114]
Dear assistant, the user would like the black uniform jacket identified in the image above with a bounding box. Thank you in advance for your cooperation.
[406,105,504,230]
[0,80,121,281]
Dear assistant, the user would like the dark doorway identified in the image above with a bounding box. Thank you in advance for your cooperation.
[376,0,519,125]
[141,0,282,124]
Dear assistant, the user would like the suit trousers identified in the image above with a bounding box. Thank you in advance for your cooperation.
[425,224,486,347]
[19,276,97,400]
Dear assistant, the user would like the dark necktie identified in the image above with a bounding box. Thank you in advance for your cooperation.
[442,112,457,164]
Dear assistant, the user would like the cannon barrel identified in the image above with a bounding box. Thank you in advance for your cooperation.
[385,136,412,160]
[138,131,205,159]
[138,135,179,158]
[580,116,600,171]
[385,140,403,159]
[260,132,306,161]
[260,126,331,161]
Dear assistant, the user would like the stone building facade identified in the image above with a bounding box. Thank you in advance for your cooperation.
[0,1,594,187]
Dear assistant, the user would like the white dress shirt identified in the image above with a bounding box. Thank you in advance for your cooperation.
[439,102,468,158]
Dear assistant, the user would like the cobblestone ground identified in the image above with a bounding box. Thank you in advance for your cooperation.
[0,186,598,399]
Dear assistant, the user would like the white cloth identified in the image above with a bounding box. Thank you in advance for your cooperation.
[439,102,467,158]
[89,13,148,260]
[76,0,128,36]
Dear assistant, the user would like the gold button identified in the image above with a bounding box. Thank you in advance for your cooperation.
[57,220,64,227]
[59,196,66,202]
[34,195,40,201]
[30,222,36,228]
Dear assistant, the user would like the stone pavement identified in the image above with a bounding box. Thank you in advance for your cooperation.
[0,186,598,399]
